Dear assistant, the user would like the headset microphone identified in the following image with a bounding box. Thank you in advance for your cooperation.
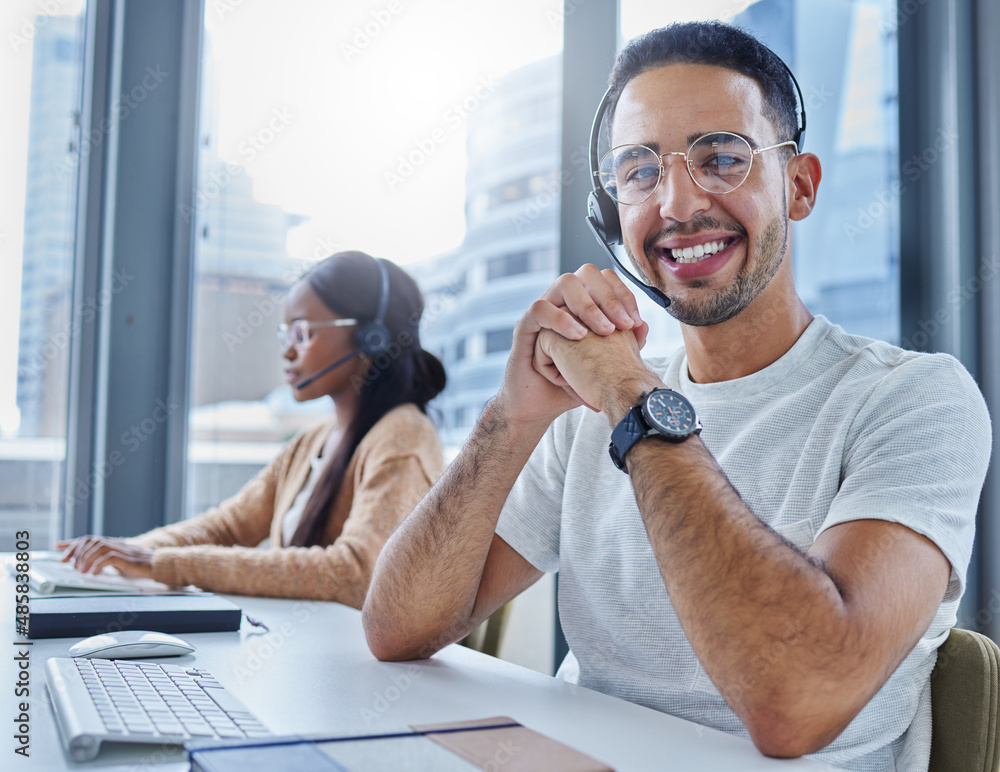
[294,349,363,390]
[294,257,393,390]
[585,206,671,308]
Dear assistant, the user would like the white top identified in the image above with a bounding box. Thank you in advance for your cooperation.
[280,426,340,546]
[496,315,992,772]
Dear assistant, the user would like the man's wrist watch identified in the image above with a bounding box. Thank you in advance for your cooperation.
[608,388,702,472]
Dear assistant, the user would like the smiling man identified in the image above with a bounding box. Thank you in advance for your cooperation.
[362,22,992,772]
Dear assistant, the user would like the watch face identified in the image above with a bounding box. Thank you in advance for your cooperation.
[643,390,699,438]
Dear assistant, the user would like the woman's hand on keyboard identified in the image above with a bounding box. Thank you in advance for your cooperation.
[57,536,155,579]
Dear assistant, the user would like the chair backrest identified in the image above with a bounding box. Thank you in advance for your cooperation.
[459,602,513,659]
[930,627,1000,772]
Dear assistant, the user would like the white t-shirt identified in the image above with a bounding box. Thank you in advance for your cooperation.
[496,315,992,772]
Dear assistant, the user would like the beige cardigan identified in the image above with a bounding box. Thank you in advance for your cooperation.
[129,404,444,608]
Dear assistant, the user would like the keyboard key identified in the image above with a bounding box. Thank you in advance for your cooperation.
[184,725,217,738]
[202,685,250,714]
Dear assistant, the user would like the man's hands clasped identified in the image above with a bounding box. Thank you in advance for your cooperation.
[502,265,658,424]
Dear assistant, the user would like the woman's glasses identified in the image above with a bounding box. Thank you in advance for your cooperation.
[277,318,357,349]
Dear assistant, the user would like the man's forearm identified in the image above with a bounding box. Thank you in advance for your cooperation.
[362,397,547,661]
[626,435,880,754]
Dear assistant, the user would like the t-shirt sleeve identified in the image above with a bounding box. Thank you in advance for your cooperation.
[818,353,992,600]
[494,412,577,574]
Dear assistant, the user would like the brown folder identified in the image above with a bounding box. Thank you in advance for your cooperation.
[411,716,614,772]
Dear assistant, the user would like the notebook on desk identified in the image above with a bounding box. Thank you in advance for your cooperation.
[187,717,615,772]
[27,593,243,638]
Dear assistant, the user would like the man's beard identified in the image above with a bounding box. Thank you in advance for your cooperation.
[627,205,789,328]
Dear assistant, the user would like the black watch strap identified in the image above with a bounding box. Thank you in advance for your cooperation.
[608,389,701,473]
[608,404,647,472]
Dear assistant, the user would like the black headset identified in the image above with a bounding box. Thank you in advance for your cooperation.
[294,256,392,389]
[584,56,807,310]
[355,257,392,356]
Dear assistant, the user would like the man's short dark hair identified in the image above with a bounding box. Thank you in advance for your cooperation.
[607,21,800,148]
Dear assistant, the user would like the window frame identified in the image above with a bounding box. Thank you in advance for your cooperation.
[65,0,202,538]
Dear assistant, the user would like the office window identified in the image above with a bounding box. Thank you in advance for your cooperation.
[485,328,515,354]
[186,1,564,515]
[489,176,527,209]
[475,93,559,144]
[487,251,530,281]
[484,170,561,212]
[486,248,557,281]
[1,5,85,550]
[468,191,490,221]
[417,46,563,450]
[620,0,900,343]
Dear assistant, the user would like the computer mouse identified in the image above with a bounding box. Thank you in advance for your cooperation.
[67,630,196,659]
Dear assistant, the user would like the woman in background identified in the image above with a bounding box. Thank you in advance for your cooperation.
[60,251,446,608]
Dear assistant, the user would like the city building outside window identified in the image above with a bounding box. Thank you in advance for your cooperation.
[485,328,515,355]
[1,4,85,550]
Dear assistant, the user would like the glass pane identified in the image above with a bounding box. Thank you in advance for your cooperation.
[619,0,900,345]
[410,14,564,452]
[0,2,86,550]
[485,328,515,355]
[190,0,563,510]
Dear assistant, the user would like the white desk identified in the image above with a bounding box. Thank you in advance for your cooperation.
[1,581,837,771]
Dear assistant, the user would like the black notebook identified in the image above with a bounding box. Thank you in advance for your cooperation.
[26,593,242,638]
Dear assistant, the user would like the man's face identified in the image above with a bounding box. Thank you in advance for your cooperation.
[611,63,795,327]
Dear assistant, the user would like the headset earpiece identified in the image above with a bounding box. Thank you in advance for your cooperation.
[356,320,391,356]
[355,258,392,356]
[588,88,623,248]
[587,188,622,247]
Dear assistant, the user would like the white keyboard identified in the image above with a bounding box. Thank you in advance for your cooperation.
[45,657,272,761]
[18,555,175,593]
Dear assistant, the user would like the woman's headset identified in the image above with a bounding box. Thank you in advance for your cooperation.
[354,257,392,357]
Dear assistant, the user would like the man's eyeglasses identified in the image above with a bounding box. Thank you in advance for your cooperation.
[277,318,357,349]
[598,131,798,205]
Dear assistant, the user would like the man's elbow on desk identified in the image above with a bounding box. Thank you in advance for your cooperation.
[745,717,846,760]
[362,608,411,661]
[364,630,436,662]
[361,602,448,662]
[736,689,861,759]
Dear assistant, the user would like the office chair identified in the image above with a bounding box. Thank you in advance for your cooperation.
[930,627,1000,772]
[460,602,513,659]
